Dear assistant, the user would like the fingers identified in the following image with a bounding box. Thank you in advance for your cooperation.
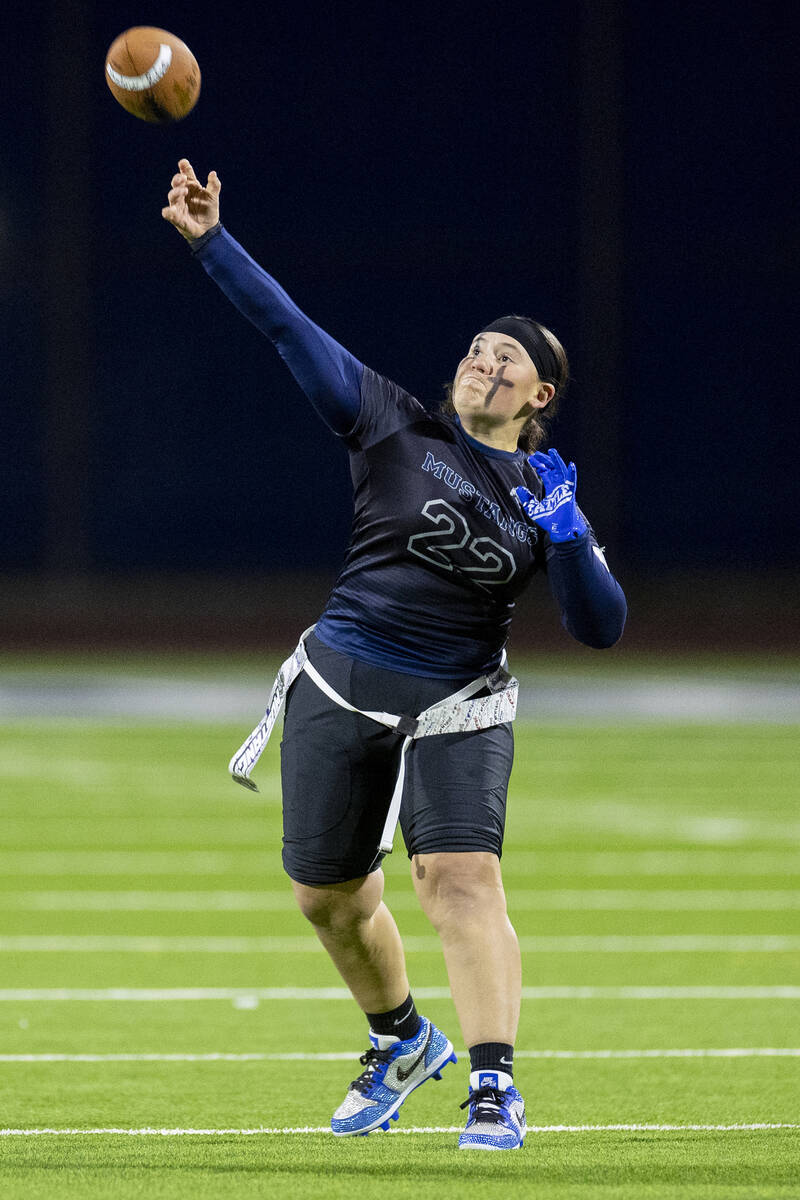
[161,202,187,227]
[528,451,553,472]
[513,486,540,517]
[163,174,187,222]
[547,450,578,488]
[178,157,197,181]
[167,181,188,205]
[531,449,576,487]
[169,167,220,200]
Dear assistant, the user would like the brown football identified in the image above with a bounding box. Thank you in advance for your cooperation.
[105,27,201,123]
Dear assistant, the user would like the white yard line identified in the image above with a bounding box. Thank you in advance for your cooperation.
[0,851,269,875]
[0,849,798,876]
[514,1048,800,1059]
[533,804,800,846]
[3,888,799,911]
[2,934,800,953]
[509,890,800,911]
[1,1049,798,1063]
[2,985,799,1001]
[507,850,800,876]
[1,1123,797,1136]
[0,891,298,912]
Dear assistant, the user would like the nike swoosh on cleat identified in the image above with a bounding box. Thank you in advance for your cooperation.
[395,1023,433,1083]
[500,1058,513,1065]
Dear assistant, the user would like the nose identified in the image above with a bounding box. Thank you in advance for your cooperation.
[469,352,491,374]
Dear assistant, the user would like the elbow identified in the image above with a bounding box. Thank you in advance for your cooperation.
[586,625,626,650]
[571,625,625,650]
[563,599,627,650]
[591,601,627,648]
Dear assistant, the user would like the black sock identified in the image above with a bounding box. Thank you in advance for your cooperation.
[469,1042,514,1078]
[366,994,420,1042]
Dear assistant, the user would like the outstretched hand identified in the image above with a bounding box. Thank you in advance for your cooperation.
[161,158,221,242]
[514,449,588,542]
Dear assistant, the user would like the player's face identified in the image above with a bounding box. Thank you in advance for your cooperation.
[452,332,554,446]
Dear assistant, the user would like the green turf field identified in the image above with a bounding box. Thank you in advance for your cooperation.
[1,669,799,1198]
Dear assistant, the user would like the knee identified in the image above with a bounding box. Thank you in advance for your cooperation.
[292,873,383,934]
[413,853,507,929]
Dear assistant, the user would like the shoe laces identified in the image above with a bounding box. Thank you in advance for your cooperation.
[460,1085,509,1124]
[350,1045,396,1096]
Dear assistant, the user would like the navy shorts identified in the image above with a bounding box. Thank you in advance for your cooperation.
[280,632,514,885]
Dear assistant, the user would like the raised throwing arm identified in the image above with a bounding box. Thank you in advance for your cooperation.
[162,160,364,433]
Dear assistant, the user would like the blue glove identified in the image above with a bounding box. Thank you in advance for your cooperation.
[514,449,588,542]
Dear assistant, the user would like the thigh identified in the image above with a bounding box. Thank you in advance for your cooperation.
[399,722,514,858]
[280,670,401,886]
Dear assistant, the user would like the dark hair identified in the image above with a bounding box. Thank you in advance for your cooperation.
[442,316,569,452]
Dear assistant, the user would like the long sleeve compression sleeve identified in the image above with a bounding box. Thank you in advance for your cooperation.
[190,225,363,434]
[546,534,627,649]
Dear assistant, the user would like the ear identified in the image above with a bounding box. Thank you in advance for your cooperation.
[532,382,555,410]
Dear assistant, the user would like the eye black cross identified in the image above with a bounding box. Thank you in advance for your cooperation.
[483,363,514,407]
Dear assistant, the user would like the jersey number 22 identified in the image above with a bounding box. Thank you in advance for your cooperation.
[407,498,516,585]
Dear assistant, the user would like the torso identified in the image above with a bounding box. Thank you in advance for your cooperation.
[315,367,546,677]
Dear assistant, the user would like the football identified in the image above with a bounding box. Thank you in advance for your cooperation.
[105,27,201,123]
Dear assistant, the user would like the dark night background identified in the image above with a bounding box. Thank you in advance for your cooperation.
[2,1,797,651]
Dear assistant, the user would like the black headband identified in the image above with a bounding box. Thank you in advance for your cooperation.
[479,316,560,385]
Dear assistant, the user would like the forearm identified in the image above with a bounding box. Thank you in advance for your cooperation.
[546,534,627,648]
[190,225,363,433]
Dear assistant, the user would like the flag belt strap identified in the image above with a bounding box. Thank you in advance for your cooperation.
[228,626,518,855]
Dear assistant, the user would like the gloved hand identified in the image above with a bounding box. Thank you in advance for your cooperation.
[514,449,588,542]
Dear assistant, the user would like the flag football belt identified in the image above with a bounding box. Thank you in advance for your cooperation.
[228,626,518,854]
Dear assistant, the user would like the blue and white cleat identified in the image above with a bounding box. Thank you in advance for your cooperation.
[458,1070,526,1150]
[331,1016,456,1137]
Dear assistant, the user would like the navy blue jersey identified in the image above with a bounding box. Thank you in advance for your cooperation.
[192,226,626,674]
[316,369,548,677]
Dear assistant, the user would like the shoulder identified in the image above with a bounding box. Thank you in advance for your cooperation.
[360,366,430,415]
[347,366,449,447]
